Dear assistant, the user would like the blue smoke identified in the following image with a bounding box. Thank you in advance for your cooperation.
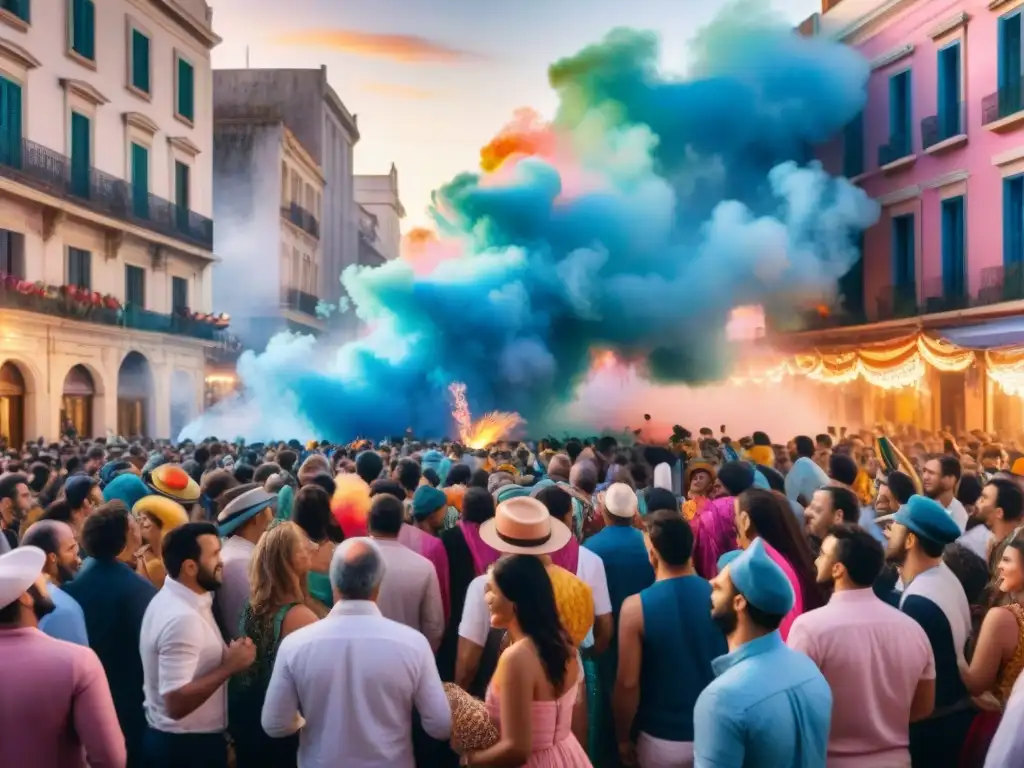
[184,7,878,443]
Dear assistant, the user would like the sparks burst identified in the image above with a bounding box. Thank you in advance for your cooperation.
[448,382,524,449]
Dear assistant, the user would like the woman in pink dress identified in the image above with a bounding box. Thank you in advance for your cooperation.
[459,554,592,767]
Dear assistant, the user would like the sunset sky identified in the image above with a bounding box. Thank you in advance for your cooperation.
[210,0,821,229]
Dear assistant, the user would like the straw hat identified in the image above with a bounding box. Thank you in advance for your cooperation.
[443,683,499,754]
[480,496,572,556]
[146,463,201,504]
[133,495,189,532]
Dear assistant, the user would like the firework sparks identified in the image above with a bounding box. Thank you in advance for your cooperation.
[448,382,523,448]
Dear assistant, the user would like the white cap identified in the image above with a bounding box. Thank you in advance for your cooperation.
[0,546,46,609]
[605,483,638,518]
[653,463,673,491]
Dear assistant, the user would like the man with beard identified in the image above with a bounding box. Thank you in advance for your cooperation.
[886,495,973,766]
[694,538,832,767]
[139,522,256,767]
[21,520,87,645]
[0,546,126,767]
[0,472,31,549]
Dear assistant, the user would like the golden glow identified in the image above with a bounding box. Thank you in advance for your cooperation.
[448,381,523,448]
[205,374,237,385]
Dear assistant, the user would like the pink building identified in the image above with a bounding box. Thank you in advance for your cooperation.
[793,0,1024,432]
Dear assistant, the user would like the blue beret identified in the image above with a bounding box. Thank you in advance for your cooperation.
[719,538,794,616]
[411,485,447,521]
[421,450,444,470]
[892,495,961,545]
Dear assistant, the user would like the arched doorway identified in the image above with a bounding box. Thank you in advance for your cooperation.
[0,362,25,448]
[118,351,153,437]
[170,369,195,440]
[61,365,95,438]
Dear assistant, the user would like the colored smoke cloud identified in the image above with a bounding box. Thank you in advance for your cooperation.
[183,6,878,443]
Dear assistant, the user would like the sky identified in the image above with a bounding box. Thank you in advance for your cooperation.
[209,0,822,230]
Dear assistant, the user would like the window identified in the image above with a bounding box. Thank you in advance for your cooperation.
[292,247,300,288]
[0,75,22,168]
[175,54,194,123]
[842,112,863,178]
[937,43,961,139]
[67,247,91,289]
[70,111,90,198]
[130,142,148,218]
[0,0,29,23]
[280,161,288,204]
[887,70,912,158]
[1004,175,1024,265]
[0,229,24,278]
[68,0,95,62]
[941,196,966,298]
[838,234,864,317]
[125,264,145,307]
[891,214,916,290]
[172,276,188,312]
[174,161,190,231]
[999,11,1023,117]
[130,28,150,94]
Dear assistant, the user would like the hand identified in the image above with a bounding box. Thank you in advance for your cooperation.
[618,740,637,767]
[224,637,257,673]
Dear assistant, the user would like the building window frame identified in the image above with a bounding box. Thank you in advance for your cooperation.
[124,263,146,308]
[171,274,188,313]
[0,228,25,278]
[173,49,195,127]
[126,18,151,100]
[66,246,91,289]
[66,0,96,69]
[941,194,966,298]
[0,0,30,32]
[888,68,913,158]
[0,72,23,169]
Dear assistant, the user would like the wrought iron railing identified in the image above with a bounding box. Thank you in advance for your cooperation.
[877,133,913,167]
[921,103,966,149]
[281,202,319,239]
[875,283,919,321]
[283,288,320,316]
[982,78,1024,124]
[0,138,213,249]
[920,276,969,314]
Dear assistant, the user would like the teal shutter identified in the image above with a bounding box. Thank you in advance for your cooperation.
[130,142,149,218]
[71,0,95,60]
[175,161,190,231]
[942,197,966,298]
[70,112,90,198]
[4,0,29,22]
[177,58,194,121]
[0,76,22,168]
[842,112,863,177]
[132,30,150,93]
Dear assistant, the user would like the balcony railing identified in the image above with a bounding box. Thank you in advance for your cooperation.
[978,264,1024,305]
[0,138,213,249]
[982,78,1024,125]
[921,276,969,314]
[877,134,912,167]
[283,288,320,317]
[875,284,919,321]
[281,202,319,239]
[921,104,966,149]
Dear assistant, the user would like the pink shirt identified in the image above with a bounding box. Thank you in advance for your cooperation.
[787,588,936,767]
[397,523,451,623]
[0,627,126,767]
[761,539,804,641]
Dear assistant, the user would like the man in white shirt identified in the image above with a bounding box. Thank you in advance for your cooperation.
[262,537,451,768]
[367,494,445,651]
[213,486,276,639]
[921,456,969,533]
[140,522,256,768]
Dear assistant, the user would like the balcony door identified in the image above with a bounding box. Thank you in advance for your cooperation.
[70,111,90,198]
[131,142,149,219]
[0,75,21,168]
[174,161,190,231]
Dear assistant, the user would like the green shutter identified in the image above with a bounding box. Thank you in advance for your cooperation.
[131,142,149,218]
[71,0,95,61]
[131,30,149,93]
[0,76,22,168]
[175,161,190,231]
[4,0,29,22]
[70,112,90,198]
[177,57,194,121]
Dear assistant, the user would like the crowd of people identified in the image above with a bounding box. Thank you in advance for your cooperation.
[1,424,1023,767]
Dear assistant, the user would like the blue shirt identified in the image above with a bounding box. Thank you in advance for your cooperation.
[39,583,90,646]
[694,631,831,768]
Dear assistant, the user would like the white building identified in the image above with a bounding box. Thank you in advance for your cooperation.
[0,0,220,444]
[211,115,325,348]
[354,165,405,262]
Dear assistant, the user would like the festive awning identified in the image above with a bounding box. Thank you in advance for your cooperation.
[937,316,1024,349]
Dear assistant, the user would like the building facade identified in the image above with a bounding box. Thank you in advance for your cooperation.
[354,164,405,262]
[0,0,221,443]
[211,115,325,349]
[793,0,1024,433]
[211,68,359,305]
[357,204,387,267]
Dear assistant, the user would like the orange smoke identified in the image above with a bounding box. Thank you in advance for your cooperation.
[400,227,460,275]
[480,108,557,173]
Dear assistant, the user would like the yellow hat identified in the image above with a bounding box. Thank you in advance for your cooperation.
[133,495,189,531]
[146,463,200,504]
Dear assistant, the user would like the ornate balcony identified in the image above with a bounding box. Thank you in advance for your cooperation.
[921,104,966,150]
[982,79,1024,125]
[0,138,213,249]
[281,202,319,239]
[877,134,912,167]
[283,288,320,316]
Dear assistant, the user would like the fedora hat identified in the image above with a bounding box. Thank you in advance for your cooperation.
[479,496,572,556]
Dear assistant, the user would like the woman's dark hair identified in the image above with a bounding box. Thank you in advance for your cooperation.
[492,554,572,689]
[738,489,824,611]
[535,486,572,523]
[468,469,490,489]
[644,487,677,514]
[885,471,916,505]
[309,472,337,498]
[292,484,344,543]
[462,487,496,524]
[445,463,472,487]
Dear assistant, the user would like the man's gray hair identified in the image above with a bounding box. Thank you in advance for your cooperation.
[329,537,386,600]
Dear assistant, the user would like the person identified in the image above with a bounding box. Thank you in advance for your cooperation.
[693,538,832,767]
[214,486,276,639]
[787,524,935,766]
[805,485,860,551]
[614,510,727,767]
[133,495,190,589]
[692,460,756,578]
[139,522,257,768]
[459,554,593,767]
[974,477,1024,596]
[785,436,829,507]
[64,501,157,767]
[400,484,452,622]
[0,472,31,548]
[0,546,127,767]
[985,669,1024,766]
[230,522,319,767]
[47,474,102,537]
[886,495,974,765]
[921,456,969,533]
[290,484,342,612]
[261,537,451,766]
[20,519,89,645]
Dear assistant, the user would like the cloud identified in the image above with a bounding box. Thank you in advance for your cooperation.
[274,29,482,63]
[359,81,440,100]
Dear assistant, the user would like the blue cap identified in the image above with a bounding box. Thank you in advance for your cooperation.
[892,494,961,545]
[717,538,794,616]
[422,450,444,471]
[411,485,447,521]
[64,474,97,509]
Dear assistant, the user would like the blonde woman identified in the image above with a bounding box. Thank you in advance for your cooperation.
[132,496,189,589]
[229,522,320,767]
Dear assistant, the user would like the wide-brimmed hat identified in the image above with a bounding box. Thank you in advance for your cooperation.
[217,487,277,536]
[133,495,189,532]
[480,496,572,556]
[146,463,201,504]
